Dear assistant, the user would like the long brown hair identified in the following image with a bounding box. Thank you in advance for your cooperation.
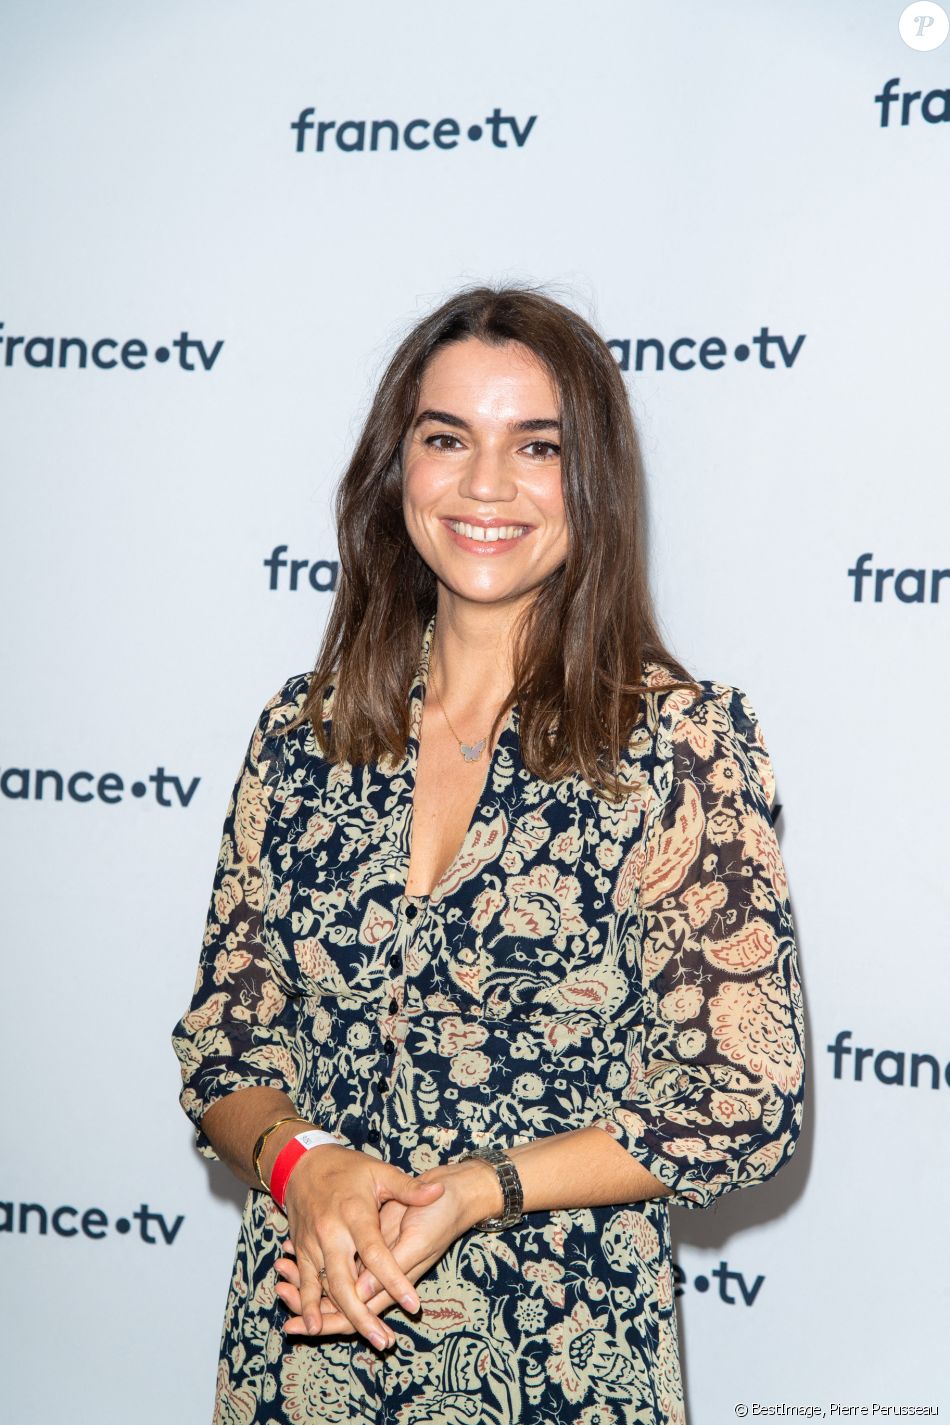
[281,283,700,801]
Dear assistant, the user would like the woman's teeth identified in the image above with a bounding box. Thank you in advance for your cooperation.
[447,521,529,542]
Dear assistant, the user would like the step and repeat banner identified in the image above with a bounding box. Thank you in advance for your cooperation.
[1,1,948,1421]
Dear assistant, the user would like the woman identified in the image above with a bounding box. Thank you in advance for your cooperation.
[172,284,806,1425]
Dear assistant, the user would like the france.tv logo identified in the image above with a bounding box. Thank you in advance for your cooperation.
[291,105,537,154]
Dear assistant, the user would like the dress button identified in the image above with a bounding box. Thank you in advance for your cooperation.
[382,1038,395,1054]
[376,1076,388,1094]
[405,903,419,921]
[388,998,398,1015]
[366,1126,380,1144]
[392,951,403,971]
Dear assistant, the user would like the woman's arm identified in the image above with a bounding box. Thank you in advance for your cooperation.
[487,1124,672,1213]
[586,682,806,1209]
[198,1085,313,1191]
[171,686,443,1348]
[276,1129,668,1334]
[394,1126,672,1256]
[170,685,310,1160]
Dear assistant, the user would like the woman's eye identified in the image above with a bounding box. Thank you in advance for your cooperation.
[423,434,559,459]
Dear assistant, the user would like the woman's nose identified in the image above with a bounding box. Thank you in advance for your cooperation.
[458,446,518,501]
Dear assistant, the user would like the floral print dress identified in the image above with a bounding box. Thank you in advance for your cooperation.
[172,614,805,1425]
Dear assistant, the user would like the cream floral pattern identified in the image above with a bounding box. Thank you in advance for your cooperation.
[172,614,805,1424]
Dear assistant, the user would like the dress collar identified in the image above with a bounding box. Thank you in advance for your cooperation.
[407,613,437,741]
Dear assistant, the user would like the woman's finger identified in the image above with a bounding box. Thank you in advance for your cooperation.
[376,1197,409,1249]
[280,1288,349,1334]
[321,1232,397,1349]
[360,1249,441,1318]
[351,1221,423,1317]
[279,1260,386,1329]
[275,1282,304,1323]
[285,1307,355,1337]
[280,1299,365,1334]
[295,1244,329,1336]
[350,1195,411,1294]
[275,1255,301,1288]
[354,1265,382,1299]
[282,1252,432,1338]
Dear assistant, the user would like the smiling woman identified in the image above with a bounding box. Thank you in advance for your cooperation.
[171,283,805,1425]
[290,285,699,794]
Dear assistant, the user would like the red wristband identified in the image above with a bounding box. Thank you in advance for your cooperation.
[269,1127,346,1209]
[270,1138,309,1210]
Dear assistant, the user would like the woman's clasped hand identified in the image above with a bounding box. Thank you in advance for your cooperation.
[275,1149,499,1344]
[275,1143,439,1347]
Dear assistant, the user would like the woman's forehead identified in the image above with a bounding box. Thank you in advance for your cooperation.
[416,338,559,414]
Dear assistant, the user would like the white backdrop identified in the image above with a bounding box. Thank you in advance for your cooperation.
[1,2,948,1421]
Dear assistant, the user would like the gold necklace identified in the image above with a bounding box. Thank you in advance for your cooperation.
[428,670,492,762]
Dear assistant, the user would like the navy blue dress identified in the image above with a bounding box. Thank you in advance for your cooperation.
[172,614,805,1424]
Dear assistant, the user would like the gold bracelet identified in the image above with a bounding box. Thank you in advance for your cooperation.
[252,1115,313,1192]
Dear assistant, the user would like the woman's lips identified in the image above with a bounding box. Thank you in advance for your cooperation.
[439,518,533,554]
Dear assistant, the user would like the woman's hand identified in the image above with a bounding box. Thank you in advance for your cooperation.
[280,1144,445,1346]
[276,1159,501,1335]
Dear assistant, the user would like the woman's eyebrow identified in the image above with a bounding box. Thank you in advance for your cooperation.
[413,408,560,433]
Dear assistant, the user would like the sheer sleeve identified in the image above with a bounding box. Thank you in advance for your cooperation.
[171,678,309,1161]
[591,682,806,1209]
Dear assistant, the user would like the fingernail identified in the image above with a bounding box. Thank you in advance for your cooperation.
[402,1293,418,1311]
[369,1331,386,1349]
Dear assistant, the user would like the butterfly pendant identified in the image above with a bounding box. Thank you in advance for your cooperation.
[460,738,486,762]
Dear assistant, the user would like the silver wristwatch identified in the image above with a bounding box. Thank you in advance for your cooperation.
[460,1146,524,1231]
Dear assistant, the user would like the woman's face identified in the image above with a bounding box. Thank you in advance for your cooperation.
[401,337,568,612]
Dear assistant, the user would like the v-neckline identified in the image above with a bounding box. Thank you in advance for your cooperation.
[400,614,517,905]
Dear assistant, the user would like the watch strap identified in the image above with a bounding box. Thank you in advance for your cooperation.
[461,1146,524,1231]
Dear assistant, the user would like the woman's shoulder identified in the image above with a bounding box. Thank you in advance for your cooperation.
[258,670,321,736]
[640,658,756,719]
[639,659,776,805]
